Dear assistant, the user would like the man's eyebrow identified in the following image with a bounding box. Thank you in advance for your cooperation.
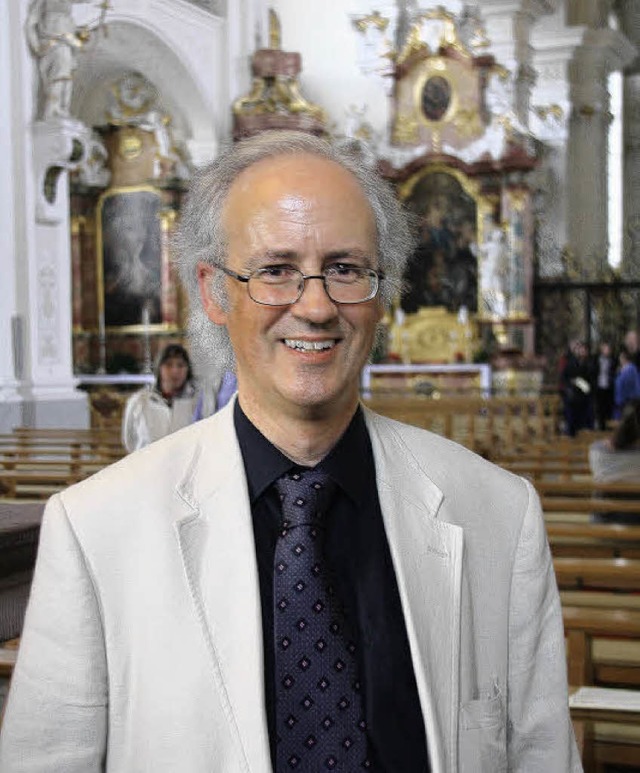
[324,250,374,265]
[244,248,374,270]
[244,251,299,269]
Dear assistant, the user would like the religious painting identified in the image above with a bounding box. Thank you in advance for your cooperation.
[96,186,167,330]
[421,75,452,122]
[399,167,482,315]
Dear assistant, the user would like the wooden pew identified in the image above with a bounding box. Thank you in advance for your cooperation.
[554,557,640,592]
[548,522,640,559]
[362,394,560,453]
[537,480,640,498]
[563,606,640,770]
[0,469,87,499]
[563,606,640,687]
[569,686,640,772]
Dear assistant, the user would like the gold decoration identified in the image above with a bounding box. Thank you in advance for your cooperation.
[352,11,389,34]
[233,74,324,120]
[70,215,86,235]
[533,104,564,121]
[507,189,528,212]
[453,108,483,138]
[392,112,419,143]
[268,9,281,49]
[118,130,143,161]
[389,307,477,364]
[158,208,177,233]
[396,23,431,65]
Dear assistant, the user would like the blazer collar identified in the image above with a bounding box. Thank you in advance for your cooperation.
[174,400,271,772]
[364,408,463,773]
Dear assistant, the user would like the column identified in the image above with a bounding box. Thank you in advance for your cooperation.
[8,0,90,429]
[0,0,22,431]
[616,0,640,279]
[566,28,635,277]
[481,0,558,128]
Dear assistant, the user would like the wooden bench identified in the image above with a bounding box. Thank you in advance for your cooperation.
[563,607,640,770]
[569,686,640,771]
[548,522,640,558]
[563,606,640,687]
[0,469,88,498]
[362,394,560,453]
[536,480,640,497]
[554,557,640,592]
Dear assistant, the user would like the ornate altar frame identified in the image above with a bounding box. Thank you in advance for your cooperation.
[95,184,180,334]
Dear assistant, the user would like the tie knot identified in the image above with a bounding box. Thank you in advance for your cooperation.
[274,469,337,528]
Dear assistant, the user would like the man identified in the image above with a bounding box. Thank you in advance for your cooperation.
[0,131,580,772]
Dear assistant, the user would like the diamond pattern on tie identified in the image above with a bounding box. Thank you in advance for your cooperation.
[273,470,370,771]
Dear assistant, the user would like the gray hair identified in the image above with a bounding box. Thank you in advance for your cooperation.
[173,130,414,371]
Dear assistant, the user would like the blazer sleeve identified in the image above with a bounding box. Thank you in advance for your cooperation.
[0,495,108,772]
[506,479,582,771]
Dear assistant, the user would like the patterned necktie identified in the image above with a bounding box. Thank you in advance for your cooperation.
[273,469,371,771]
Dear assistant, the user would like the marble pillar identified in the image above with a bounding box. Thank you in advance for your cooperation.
[566,27,635,278]
[616,0,640,279]
[0,0,23,431]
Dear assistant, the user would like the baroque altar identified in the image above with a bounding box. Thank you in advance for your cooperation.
[354,6,542,375]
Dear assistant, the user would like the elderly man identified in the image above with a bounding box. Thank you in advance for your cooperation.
[0,132,580,772]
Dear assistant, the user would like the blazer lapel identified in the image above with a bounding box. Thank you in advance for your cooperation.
[174,403,271,772]
[365,410,463,773]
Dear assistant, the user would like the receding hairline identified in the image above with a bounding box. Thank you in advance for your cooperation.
[219,149,378,244]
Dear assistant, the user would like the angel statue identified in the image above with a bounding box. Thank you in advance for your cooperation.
[25,0,109,120]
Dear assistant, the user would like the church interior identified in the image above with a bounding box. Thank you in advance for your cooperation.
[2,0,640,769]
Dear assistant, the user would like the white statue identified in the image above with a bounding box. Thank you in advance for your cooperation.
[480,226,508,318]
[25,0,107,121]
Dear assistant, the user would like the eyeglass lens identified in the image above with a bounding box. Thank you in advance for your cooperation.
[247,268,378,306]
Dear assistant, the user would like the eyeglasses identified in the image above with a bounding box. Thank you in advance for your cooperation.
[219,264,384,306]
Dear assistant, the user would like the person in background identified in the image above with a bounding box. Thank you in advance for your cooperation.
[560,340,594,436]
[589,399,640,523]
[593,340,616,430]
[624,329,640,370]
[121,343,198,453]
[614,346,640,419]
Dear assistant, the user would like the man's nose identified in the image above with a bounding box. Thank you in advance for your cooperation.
[292,275,338,322]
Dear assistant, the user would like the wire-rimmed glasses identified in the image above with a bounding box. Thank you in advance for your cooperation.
[219,264,384,306]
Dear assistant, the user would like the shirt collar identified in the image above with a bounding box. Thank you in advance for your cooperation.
[234,400,371,507]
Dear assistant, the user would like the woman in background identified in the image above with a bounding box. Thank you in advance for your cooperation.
[122,343,198,453]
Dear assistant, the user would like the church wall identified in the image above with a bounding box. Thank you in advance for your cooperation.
[271,0,392,137]
[0,0,237,430]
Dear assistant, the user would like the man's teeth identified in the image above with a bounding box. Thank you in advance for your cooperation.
[284,339,336,352]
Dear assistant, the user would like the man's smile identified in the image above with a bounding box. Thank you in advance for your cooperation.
[283,338,338,352]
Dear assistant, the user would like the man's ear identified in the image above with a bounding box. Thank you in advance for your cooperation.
[197,262,227,324]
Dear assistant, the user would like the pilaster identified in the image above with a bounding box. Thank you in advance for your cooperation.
[0,0,22,431]
[616,0,640,278]
[566,27,635,277]
[482,1,558,128]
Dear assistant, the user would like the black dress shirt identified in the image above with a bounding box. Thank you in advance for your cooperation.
[234,401,429,772]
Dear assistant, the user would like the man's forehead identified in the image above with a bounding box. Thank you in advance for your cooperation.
[226,152,366,205]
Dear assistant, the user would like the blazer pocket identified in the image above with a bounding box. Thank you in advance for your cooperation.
[461,689,503,730]
[459,689,507,773]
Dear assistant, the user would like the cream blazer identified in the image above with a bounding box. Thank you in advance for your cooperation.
[0,402,581,772]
